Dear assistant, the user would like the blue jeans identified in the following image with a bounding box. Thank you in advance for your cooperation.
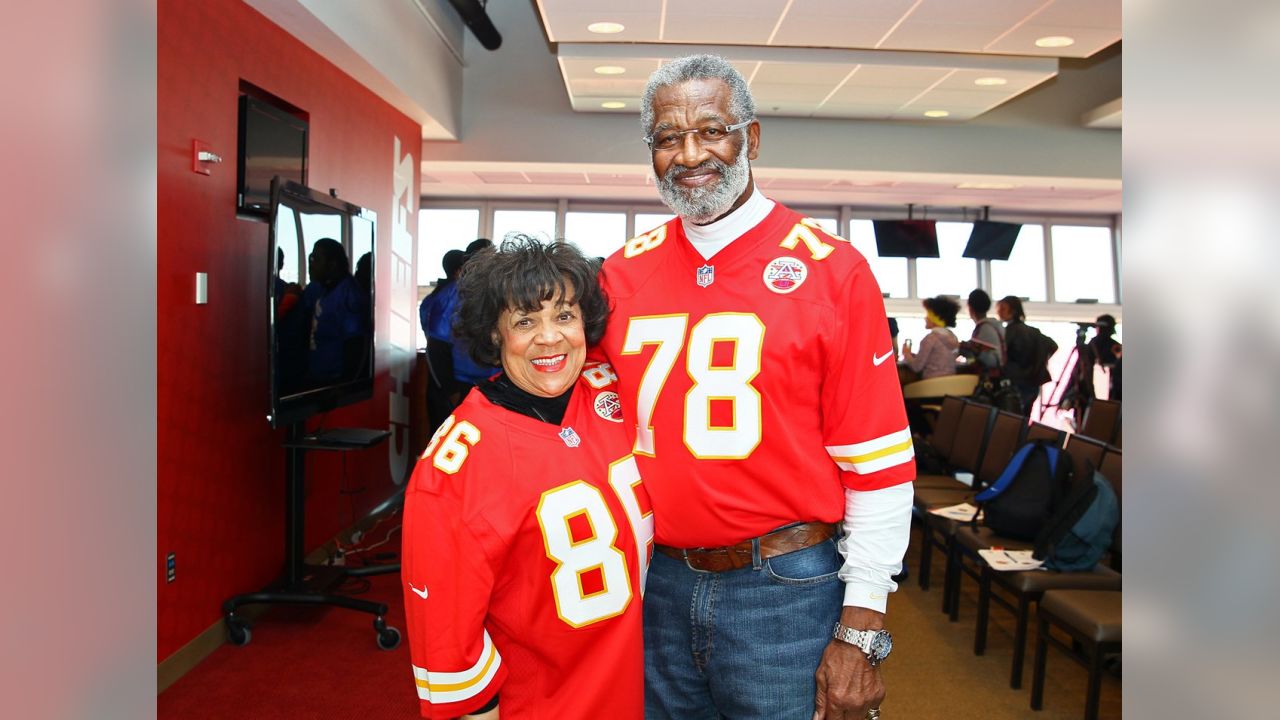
[643,538,845,719]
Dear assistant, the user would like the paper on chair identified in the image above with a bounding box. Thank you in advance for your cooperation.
[978,548,1045,571]
[928,503,982,521]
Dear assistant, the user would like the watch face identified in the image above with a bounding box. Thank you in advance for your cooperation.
[870,631,893,661]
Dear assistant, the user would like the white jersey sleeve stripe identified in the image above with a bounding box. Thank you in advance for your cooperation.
[826,428,914,474]
[412,630,503,703]
[825,427,912,459]
[833,445,916,475]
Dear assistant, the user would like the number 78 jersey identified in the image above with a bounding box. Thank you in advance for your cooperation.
[598,203,915,548]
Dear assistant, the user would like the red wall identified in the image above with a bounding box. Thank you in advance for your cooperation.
[158,0,420,661]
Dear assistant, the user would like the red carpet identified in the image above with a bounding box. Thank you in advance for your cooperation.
[160,553,420,718]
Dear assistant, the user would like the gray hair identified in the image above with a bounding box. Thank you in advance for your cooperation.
[640,55,757,137]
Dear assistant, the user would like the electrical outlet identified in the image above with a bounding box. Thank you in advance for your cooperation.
[166,552,176,583]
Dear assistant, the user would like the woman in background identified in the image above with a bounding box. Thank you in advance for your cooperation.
[902,295,961,379]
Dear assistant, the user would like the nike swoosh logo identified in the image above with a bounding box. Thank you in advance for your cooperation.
[872,350,895,366]
[409,584,429,599]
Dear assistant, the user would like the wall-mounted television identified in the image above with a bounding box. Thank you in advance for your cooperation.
[268,179,376,427]
[238,95,308,216]
[963,220,1022,260]
[873,220,939,258]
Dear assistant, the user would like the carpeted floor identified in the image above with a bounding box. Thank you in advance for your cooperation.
[160,524,1119,718]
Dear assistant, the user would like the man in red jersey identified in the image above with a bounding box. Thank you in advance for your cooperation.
[596,55,915,720]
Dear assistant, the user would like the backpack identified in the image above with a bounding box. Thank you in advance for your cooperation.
[972,440,1072,542]
[1030,327,1059,385]
[1032,463,1120,571]
[972,376,1022,413]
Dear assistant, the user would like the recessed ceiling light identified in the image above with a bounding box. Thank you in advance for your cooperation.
[587,22,625,34]
[974,77,1007,86]
[594,65,626,75]
[1035,35,1075,48]
[923,110,950,118]
[601,101,626,109]
[956,182,1017,190]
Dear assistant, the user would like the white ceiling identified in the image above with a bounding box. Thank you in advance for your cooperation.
[536,0,1120,122]
[245,0,1121,215]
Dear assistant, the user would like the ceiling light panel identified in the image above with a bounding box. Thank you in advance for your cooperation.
[659,0,791,45]
[766,0,914,48]
[986,25,1118,57]
[534,0,661,42]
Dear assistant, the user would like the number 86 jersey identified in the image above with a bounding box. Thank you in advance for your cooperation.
[401,365,652,719]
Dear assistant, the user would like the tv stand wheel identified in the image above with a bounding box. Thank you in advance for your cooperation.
[377,626,401,651]
[226,616,252,647]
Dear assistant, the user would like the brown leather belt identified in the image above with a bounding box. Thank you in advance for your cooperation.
[655,521,838,573]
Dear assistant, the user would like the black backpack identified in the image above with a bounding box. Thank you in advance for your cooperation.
[1032,462,1120,571]
[972,440,1072,542]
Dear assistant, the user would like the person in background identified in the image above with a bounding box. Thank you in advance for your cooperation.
[958,289,1004,376]
[597,54,912,720]
[998,295,1055,415]
[419,248,468,433]
[1088,313,1122,401]
[304,237,368,384]
[448,246,499,395]
[401,236,652,720]
[902,296,960,379]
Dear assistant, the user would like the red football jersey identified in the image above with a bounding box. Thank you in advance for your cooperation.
[402,365,653,719]
[598,203,915,548]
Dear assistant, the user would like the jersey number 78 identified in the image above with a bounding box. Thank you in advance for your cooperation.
[621,312,765,460]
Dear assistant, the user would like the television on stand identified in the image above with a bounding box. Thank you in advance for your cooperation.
[267,178,376,428]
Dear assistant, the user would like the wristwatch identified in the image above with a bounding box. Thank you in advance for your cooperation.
[832,622,893,667]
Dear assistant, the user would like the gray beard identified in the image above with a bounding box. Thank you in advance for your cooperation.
[656,142,751,225]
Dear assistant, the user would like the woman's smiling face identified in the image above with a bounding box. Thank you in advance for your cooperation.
[497,294,586,398]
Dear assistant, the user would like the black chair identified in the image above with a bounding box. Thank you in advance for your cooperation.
[912,401,995,589]
[968,437,1121,689]
[1080,398,1121,446]
[1031,589,1122,720]
[917,409,1022,598]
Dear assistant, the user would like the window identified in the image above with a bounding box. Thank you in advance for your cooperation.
[990,224,1047,302]
[418,208,479,285]
[1051,225,1116,303]
[634,212,675,235]
[848,219,908,298]
[915,222,977,299]
[564,211,627,260]
[492,209,556,244]
[299,212,343,285]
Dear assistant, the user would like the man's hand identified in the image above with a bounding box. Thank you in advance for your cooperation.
[813,607,887,720]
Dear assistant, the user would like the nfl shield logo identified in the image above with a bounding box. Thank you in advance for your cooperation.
[696,264,715,287]
[558,427,581,448]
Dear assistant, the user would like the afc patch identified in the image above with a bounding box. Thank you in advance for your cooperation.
[594,391,624,422]
[762,256,808,294]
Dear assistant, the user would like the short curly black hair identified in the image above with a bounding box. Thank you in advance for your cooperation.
[923,295,961,328]
[453,235,610,368]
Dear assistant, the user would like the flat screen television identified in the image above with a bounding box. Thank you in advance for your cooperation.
[963,220,1022,260]
[238,95,308,216]
[268,179,376,427]
[872,220,939,258]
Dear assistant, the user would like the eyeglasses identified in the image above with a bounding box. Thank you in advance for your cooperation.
[644,120,752,151]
